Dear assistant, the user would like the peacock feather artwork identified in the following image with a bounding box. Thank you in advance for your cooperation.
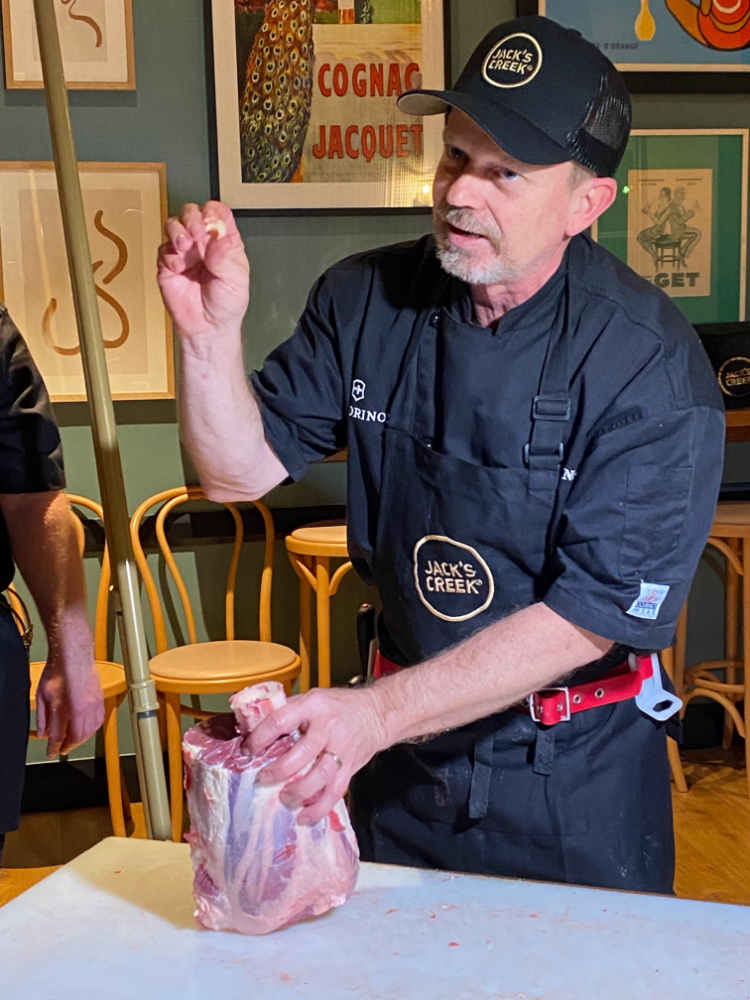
[237,0,316,183]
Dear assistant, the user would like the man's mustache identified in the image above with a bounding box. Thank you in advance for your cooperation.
[435,205,502,242]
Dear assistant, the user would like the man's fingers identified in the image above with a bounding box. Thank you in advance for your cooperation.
[157,245,188,276]
[246,696,306,755]
[257,729,328,786]
[298,779,348,827]
[202,200,235,227]
[58,707,101,756]
[183,202,212,247]
[59,735,83,756]
[45,714,65,758]
[35,696,48,739]
[41,688,68,758]
[179,201,204,229]
[163,217,192,252]
[279,754,339,809]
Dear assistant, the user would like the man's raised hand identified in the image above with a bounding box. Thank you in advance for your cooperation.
[157,201,250,338]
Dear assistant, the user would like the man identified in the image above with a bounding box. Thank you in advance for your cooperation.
[667,187,702,265]
[637,187,671,266]
[0,307,104,864]
[158,17,723,893]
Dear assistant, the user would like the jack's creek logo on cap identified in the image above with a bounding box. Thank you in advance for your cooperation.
[414,535,495,622]
[482,32,542,89]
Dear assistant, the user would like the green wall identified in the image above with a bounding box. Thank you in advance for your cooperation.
[0,0,745,764]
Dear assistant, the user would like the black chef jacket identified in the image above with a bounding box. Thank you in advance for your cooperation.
[252,232,724,656]
[0,307,66,589]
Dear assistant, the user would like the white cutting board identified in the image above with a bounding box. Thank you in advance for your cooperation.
[0,837,748,1000]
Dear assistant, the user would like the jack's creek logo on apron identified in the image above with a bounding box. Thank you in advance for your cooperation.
[413,536,495,622]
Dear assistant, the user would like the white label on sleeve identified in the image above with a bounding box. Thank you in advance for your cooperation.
[627,582,670,620]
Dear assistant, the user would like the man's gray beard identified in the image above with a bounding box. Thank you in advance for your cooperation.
[434,210,509,285]
[436,241,510,285]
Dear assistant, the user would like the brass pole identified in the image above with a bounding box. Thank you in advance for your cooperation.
[34,0,171,840]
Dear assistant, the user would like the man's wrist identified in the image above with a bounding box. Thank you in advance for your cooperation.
[362,675,411,750]
[176,323,244,352]
[45,610,93,666]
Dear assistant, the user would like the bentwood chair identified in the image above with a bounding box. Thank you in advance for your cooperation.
[285,523,353,691]
[130,487,301,841]
[10,495,131,836]
[675,503,750,795]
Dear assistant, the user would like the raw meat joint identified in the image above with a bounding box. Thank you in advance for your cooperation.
[182,681,360,935]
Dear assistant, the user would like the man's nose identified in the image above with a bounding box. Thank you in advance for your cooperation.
[445,170,485,209]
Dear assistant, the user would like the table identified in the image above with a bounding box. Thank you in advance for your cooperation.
[0,838,748,1000]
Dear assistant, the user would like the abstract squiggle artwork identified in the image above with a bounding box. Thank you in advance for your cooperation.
[42,210,131,356]
[61,0,104,49]
[0,162,173,401]
[2,0,135,89]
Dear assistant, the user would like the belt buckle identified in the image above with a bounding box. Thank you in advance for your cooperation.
[529,686,571,724]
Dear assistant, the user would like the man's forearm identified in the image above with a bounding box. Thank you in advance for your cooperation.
[0,491,90,656]
[178,327,288,501]
[372,602,613,745]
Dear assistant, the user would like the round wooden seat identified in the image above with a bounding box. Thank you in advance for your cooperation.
[285,523,353,691]
[286,524,349,556]
[30,659,126,709]
[148,640,299,693]
[711,502,750,533]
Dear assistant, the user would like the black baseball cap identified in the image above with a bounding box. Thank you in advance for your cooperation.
[398,16,632,178]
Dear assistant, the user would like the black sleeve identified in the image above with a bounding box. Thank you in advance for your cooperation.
[0,308,66,494]
[543,404,724,649]
[249,272,347,481]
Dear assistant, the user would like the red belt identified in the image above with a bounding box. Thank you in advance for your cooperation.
[373,650,658,727]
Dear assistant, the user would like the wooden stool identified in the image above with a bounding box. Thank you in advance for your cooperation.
[285,525,353,691]
[675,502,750,795]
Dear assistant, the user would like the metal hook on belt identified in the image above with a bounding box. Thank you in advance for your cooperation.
[630,652,683,722]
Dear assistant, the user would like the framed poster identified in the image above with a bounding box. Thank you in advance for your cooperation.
[592,130,748,324]
[0,162,174,401]
[212,0,448,210]
[2,0,135,89]
[518,0,750,73]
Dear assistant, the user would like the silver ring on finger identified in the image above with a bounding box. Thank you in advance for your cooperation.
[320,750,343,771]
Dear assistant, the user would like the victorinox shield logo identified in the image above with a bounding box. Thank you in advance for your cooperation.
[348,377,388,426]
[351,379,366,402]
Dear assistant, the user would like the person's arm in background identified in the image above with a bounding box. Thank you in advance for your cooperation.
[157,201,289,501]
[0,309,103,758]
[0,490,103,757]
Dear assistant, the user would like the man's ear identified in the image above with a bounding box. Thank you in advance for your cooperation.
[565,176,618,238]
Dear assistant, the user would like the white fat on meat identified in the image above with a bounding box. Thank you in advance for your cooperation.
[183,681,359,935]
[229,681,287,735]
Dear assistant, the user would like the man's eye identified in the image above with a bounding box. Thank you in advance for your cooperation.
[500,169,519,181]
[447,146,465,160]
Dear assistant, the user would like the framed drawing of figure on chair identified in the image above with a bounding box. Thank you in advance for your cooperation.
[0,162,173,401]
[591,129,748,325]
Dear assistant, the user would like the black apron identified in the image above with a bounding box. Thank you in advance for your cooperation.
[0,595,30,835]
[349,268,676,895]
